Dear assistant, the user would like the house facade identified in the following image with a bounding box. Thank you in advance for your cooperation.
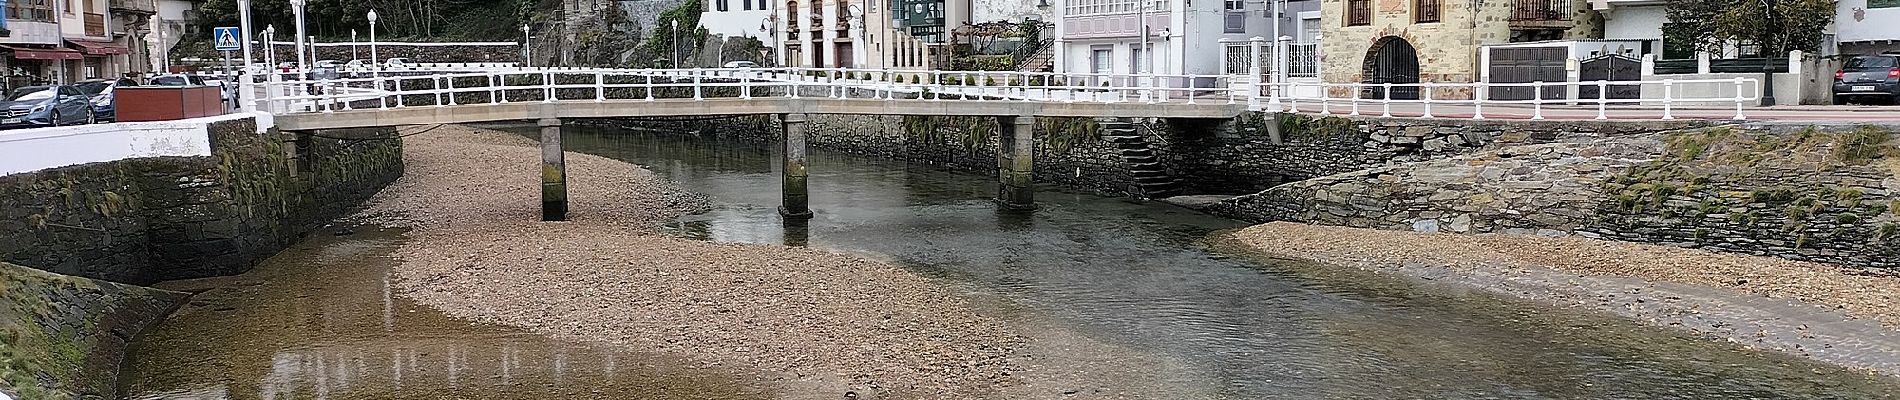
[1054,0,1309,83]
[1,0,140,86]
[1836,0,1900,56]
[700,0,777,48]
[772,0,935,69]
[1320,0,1601,98]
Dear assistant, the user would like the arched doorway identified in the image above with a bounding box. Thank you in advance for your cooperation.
[1362,37,1420,100]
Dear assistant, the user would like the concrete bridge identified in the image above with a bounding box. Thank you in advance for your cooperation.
[245,67,1770,221]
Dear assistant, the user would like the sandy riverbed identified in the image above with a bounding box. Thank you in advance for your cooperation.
[1227,222,1900,377]
[349,125,1020,399]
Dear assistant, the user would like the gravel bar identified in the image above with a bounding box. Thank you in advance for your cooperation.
[1229,222,1900,376]
[350,125,1020,399]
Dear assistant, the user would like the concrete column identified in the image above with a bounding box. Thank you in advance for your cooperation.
[997,116,1036,209]
[781,113,813,218]
[539,118,568,221]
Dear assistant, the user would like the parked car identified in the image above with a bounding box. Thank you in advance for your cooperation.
[0,85,97,128]
[88,78,136,122]
[384,57,410,70]
[314,59,340,67]
[722,60,759,68]
[72,79,111,96]
[150,74,207,86]
[1834,55,1900,105]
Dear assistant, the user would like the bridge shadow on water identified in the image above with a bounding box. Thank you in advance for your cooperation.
[509,122,1900,399]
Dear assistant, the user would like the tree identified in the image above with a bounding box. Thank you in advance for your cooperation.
[1664,0,1833,57]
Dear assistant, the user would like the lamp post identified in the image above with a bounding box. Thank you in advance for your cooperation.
[351,29,358,61]
[263,25,276,71]
[521,24,531,67]
[237,0,256,111]
[847,4,863,69]
[672,19,680,69]
[368,10,379,78]
[1758,0,1778,106]
[291,0,307,73]
[762,16,779,67]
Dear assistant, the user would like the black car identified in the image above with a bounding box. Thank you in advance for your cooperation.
[1834,55,1900,105]
[0,85,97,128]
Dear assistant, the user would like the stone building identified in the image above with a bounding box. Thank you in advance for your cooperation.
[1320,0,1602,99]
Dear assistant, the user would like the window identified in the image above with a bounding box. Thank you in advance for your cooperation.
[743,0,750,10]
[1224,0,1246,33]
[716,0,728,11]
[1347,0,1370,26]
[9,0,55,22]
[1091,48,1112,74]
[1415,0,1439,22]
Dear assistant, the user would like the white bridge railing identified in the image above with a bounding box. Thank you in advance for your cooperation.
[246,66,1761,121]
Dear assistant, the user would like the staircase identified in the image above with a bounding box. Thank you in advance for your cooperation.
[1014,39,1056,72]
[1097,118,1180,198]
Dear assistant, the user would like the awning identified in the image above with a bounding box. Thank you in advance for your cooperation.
[0,45,83,60]
[66,40,128,55]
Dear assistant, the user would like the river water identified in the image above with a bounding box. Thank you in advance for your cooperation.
[121,122,1900,399]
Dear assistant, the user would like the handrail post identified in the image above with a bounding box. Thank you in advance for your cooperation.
[494,73,505,104]
[1420,82,1433,118]
[1472,82,1485,120]
[646,72,657,101]
[1661,79,1675,120]
[596,71,606,102]
[1185,77,1195,105]
[1380,82,1391,117]
[1733,77,1747,120]
[1350,83,1360,116]
[1532,81,1546,120]
[542,71,554,103]
[1319,84,1330,115]
[446,75,458,105]
[394,77,406,108]
[693,68,703,100]
[1595,80,1608,120]
[434,76,444,107]
[787,68,799,99]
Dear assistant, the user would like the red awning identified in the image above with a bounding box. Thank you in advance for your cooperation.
[66,40,128,55]
[0,45,83,60]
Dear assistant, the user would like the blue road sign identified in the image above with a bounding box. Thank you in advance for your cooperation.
[213,27,241,51]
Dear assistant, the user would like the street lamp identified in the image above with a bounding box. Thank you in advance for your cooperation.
[672,19,681,68]
[351,29,358,61]
[847,4,864,69]
[237,0,256,111]
[521,25,532,67]
[291,0,308,74]
[761,16,777,67]
[1758,0,1778,106]
[368,10,379,78]
[263,25,276,71]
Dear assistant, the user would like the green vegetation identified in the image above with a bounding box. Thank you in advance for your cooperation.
[1603,125,1898,247]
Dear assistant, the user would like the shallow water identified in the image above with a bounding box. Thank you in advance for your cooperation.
[550,123,1900,399]
[119,228,775,400]
[119,122,1900,399]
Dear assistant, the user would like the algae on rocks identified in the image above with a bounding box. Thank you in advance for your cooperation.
[0,262,184,399]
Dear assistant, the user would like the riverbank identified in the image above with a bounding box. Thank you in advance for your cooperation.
[1226,222,1900,377]
[350,125,1020,399]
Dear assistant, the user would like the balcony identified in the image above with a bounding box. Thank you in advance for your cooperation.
[1511,0,1575,27]
[110,0,154,14]
[84,12,106,37]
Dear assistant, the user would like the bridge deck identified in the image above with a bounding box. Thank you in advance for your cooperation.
[274,98,1249,131]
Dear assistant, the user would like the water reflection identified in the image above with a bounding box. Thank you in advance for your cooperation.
[123,228,771,400]
[546,123,1900,399]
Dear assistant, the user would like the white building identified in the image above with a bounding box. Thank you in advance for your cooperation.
[701,0,777,47]
[1593,0,1668,57]
[147,0,192,71]
[771,0,932,69]
[1054,0,1281,84]
[1837,0,1900,55]
[974,0,1052,23]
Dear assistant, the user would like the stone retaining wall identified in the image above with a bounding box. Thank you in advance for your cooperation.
[1209,124,1900,269]
[0,117,404,284]
[0,262,186,399]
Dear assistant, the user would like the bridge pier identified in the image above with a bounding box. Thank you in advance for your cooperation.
[780,113,813,219]
[539,118,568,221]
[997,116,1036,210]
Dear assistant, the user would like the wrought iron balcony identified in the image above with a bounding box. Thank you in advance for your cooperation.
[1511,0,1571,22]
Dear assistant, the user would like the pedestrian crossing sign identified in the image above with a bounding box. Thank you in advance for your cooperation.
[213,27,241,51]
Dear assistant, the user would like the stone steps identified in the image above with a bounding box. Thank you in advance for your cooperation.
[1096,118,1179,198]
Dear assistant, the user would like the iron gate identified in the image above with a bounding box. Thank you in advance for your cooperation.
[1577,54,1641,100]
[1486,47,1567,101]
[1363,38,1419,100]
